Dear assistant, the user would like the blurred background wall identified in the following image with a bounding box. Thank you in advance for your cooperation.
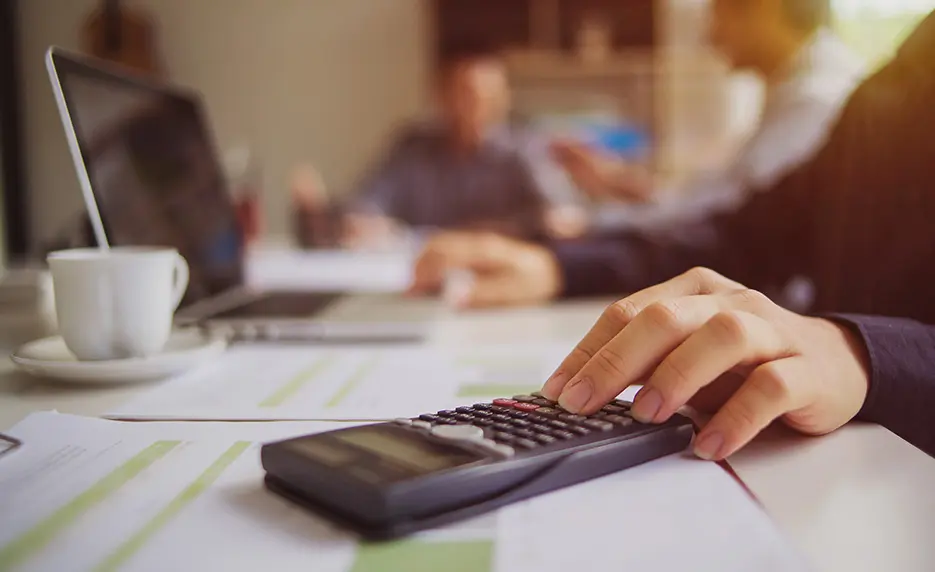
[18,0,431,246]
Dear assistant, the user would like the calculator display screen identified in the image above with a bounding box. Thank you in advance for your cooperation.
[332,427,480,474]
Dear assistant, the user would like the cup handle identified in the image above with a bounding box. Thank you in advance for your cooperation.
[171,254,190,311]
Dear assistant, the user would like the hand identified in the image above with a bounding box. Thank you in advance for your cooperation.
[341,214,403,250]
[550,140,653,203]
[409,232,563,309]
[540,268,870,460]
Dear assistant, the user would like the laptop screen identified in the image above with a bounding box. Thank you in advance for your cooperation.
[50,51,245,306]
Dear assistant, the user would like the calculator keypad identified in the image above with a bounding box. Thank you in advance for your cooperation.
[404,395,639,453]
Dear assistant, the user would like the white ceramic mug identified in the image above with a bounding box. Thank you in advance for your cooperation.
[47,247,190,361]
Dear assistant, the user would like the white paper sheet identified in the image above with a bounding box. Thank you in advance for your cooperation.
[107,344,572,421]
[0,413,807,572]
[246,247,416,293]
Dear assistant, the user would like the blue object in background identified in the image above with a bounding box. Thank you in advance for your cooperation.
[588,124,651,160]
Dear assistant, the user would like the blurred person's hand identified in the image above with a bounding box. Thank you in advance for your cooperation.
[551,140,654,203]
[541,268,871,461]
[544,205,590,239]
[341,214,404,251]
[409,232,563,308]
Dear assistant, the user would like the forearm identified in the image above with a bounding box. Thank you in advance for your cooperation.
[833,315,935,457]
[549,226,719,298]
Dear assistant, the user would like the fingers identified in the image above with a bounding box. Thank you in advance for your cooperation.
[633,310,793,424]
[409,232,504,294]
[554,295,727,414]
[693,358,807,460]
[540,268,744,400]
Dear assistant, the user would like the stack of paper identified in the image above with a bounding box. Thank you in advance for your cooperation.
[0,413,808,572]
[106,343,574,421]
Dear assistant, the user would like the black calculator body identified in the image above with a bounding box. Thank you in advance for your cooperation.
[262,395,694,539]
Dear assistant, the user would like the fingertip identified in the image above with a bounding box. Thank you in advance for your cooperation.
[540,370,569,401]
[692,431,725,461]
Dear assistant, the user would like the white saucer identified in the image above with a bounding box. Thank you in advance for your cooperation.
[10,329,229,385]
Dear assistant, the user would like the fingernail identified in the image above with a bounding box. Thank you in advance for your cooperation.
[541,370,568,400]
[631,387,662,423]
[693,432,724,461]
[558,378,593,413]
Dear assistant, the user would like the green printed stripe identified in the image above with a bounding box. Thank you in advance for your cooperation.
[259,357,335,408]
[95,441,251,572]
[325,358,379,408]
[350,540,493,572]
[0,441,181,570]
[457,383,540,398]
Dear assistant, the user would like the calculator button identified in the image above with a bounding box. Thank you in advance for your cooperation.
[550,430,575,440]
[482,443,515,457]
[419,414,440,423]
[432,424,485,442]
[512,395,537,402]
[490,406,513,415]
[491,414,512,423]
[558,414,586,423]
[493,432,516,443]
[546,420,570,430]
[513,439,538,450]
[454,414,476,423]
[535,407,561,416]
[505,410,529,419]
[601,405,626,415]
[583,419,614,431]
[513,429,536,440]
[492,423,514,432]
[493,398,518,407]
[513,403,540,412]
[436,410,458,418]
[533,434,557,445]
[473,417,495,426]
[604,415,633,427]
[531,398,555,407]
[472,403,493,411]
[456,406,475,414]
[531,391,546,398]
[509,419,531,428]
[568,426,591,436]
[412,421,432,430]
[613,399,633,408]
[437,418,459,425]
[393,418,413,426]
[472,410,492,418]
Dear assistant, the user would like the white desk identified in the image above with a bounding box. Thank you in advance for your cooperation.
[2,299,934,572]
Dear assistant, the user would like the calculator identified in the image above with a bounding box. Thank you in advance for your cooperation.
[261,394,694,539]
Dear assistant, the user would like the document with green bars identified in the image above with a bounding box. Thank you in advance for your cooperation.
[105,344,570,422]
[0,413,804,572]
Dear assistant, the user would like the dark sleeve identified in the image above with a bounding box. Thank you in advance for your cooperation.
[550,163,816,297]
[550,61,892,298]
[831,315,935,457]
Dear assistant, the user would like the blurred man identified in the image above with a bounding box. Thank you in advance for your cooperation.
[554,0,864,217]
[411,10,935,321]
[342,42,580,248]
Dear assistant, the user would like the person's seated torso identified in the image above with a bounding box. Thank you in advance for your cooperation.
[350,119,571,236]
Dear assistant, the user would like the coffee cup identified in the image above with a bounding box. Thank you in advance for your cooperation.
[47,247,190,361]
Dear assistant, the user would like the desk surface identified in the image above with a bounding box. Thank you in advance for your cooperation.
[2,298,934,572]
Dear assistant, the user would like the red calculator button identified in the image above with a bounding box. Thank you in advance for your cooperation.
[513,402,540,412]
[493,399,518,407]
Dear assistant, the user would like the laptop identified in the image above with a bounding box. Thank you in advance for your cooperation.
[45,47,435,342]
